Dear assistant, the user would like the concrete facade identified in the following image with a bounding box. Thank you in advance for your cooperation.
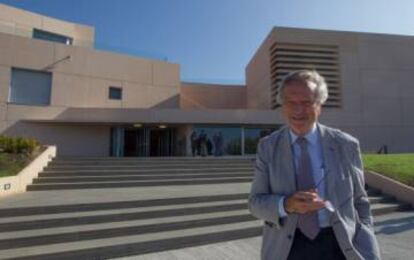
[246,27,414,152]
[0,4,94,48]
[180,82,246,110]
[0,4,413,156]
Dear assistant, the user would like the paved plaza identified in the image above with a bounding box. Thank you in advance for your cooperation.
[118,211,414,260]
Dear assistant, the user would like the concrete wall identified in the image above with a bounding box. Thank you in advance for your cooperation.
[245,32,274,109]
[246,27,414,153]
[0,6,180,156]
[2,122,110,156]
[0,33,180,157]
[0,3,94,48]
[0,32,180,109]
[180,82,246,109]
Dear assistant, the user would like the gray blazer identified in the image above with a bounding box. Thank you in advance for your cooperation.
[248,124,380,260]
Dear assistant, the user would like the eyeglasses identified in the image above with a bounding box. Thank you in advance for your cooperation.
[313,172,335,212]
[313,171,361,213]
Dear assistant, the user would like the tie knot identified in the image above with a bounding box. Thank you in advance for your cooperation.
[297,137,308,148]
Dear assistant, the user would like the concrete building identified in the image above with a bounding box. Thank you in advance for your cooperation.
[0,4,413,156]
[247,27,414,153]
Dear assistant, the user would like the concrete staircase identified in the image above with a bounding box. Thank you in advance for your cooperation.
[0,157,411,259]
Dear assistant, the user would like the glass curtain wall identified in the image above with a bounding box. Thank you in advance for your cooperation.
[191,127,241,156]
[244,128,278,154]
[191,126,279,156]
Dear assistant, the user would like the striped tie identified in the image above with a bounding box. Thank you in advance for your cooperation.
[296,137,320,240]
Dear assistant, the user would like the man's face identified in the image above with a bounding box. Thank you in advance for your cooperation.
[281,82,321,136]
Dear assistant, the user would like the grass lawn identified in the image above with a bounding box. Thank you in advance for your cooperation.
[363,154,414,187]
[0,153,33,177]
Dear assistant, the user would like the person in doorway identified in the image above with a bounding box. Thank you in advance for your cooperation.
[198,130,208,156]
[213,131,224,156]
[190,130,198,156]
[206,137,213,156]
[248,70,380,260]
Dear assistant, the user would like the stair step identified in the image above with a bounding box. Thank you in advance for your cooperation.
[27,178,253,191]
[366,188,381,196]
[40,167,253,176]
[0,208,250,239]
[51,158,255,165]
[0,193,248,218]
[368,195,394,204]
[54,156,254,160]
[49,160,253,166]
[0,194,391,222]
[371,202,412,215]
[0,212,255,250]
[46,163,254,170]
[33,174,253,183]
[39,169,253,177]
[0,221,262,259]
[0,202,248,233]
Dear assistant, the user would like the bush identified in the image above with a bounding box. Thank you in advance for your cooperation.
[0,135,39,154]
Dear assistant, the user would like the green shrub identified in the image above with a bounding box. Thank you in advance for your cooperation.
[0,135,40,154]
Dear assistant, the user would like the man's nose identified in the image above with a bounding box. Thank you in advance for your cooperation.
[293,105,305,113]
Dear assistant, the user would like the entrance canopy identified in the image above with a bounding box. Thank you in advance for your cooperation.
[19,107,282,125]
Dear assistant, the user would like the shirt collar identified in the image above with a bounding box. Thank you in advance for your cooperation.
[289,123,318,146]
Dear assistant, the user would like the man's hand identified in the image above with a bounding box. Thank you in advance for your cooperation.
[284,189,325,214]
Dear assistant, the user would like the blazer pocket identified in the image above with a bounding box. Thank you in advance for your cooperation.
[353,222,380,259]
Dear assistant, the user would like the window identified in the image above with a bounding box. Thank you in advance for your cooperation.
[109,87,122,100]
[9,68,52,106]
[33,29,73,45]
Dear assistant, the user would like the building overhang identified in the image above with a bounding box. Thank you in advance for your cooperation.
[13,106,283,126]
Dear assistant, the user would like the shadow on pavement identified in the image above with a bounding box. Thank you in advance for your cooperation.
[375,215,414,235]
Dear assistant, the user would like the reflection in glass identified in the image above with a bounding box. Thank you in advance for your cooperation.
[244,128,279,154]
[193,127,242,155]
[192,126,280,156]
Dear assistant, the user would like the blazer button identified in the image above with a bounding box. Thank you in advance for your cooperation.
[287,234,293,240]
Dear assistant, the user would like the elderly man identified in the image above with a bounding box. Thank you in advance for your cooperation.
[248,70,380,260]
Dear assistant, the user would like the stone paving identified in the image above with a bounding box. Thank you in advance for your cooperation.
[120,211,414,260]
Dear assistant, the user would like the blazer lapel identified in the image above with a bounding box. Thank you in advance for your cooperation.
[275,127,296,193]
[318,124,338,204]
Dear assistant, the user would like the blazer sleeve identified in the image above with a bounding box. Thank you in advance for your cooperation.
[248,138,284,227]
[346,139,381,259]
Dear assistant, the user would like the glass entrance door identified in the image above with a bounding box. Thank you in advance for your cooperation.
[150,129,174,156]
[110,126,174,157]
[123,128,150,156]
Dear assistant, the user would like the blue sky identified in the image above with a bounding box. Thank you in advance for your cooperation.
[1,0,413,84]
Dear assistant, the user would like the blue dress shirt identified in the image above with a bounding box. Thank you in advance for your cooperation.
[278,123,330,227]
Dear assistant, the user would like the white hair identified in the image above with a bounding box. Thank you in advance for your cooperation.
[276,70,328,105]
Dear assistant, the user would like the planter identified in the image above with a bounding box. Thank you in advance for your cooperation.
[0,146,56,198]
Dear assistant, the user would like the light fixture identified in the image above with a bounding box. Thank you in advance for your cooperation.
[159,125,167,129]
[133,123,142,128]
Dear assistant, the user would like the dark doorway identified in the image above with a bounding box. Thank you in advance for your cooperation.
[111,127,175,157]
[124,129,139,156]
[150,129,173,156]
